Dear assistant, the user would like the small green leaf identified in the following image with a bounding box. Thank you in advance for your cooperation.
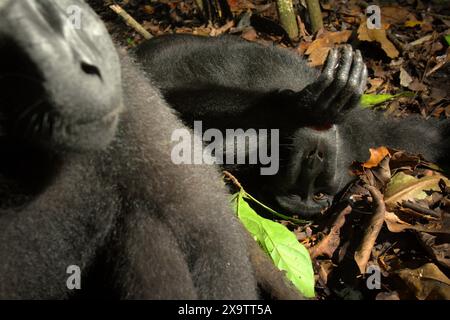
[361,93,396,108]
[233,190,315,298]
[445,34,450,46]
[360,92,415,108]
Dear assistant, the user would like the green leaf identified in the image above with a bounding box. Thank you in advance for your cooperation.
[361,93,396,108]
[445,34,450,46]
[233,189,315,298]
[360,92,415,108]
[126,38,136,46]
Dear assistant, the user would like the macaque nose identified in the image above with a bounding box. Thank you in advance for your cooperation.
[297,147,326,201]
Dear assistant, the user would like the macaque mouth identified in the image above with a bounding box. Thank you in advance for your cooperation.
[64,107,122,139]
[273,192,333,217]
[0,39,121,143]
[307,123,333,131]
[0,39,47,138]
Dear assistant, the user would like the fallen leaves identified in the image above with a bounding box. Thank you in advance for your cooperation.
[363,147,390,169]
[384,172,449,209]
[320,148,450,299]
[397,263,450,299]
[380,6,415,25]
[305,30,352,66]
[399,67,414,87]
[309,206,352,259]
[354,187,386,274]
[357,20,399,58]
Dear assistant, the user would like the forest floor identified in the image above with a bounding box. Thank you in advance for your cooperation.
[89,0,450,300]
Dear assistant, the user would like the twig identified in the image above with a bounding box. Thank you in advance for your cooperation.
[412,10,450,20]
[109,4,152,40]
[223,171,242,189]
[386,30,407,53]
[402,200,440,218]
[309,205,352,259]
[354,186,386,274]
[408,34,433,47]
[420,32,438,83]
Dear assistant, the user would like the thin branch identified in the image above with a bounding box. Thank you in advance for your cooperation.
[109,4,152,40]
[354,186,386,274]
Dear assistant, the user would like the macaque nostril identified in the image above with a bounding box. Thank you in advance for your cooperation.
[81,62,102,80]
[313,193,326,201]
[306,150,324,161]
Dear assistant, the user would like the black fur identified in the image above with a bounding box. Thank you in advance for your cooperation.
[0,0,269,299]
[136,34,450,217]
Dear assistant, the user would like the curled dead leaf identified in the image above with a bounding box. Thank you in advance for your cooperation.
[397,263,450,300]
[385,173,450,210]
[363,146,390,169]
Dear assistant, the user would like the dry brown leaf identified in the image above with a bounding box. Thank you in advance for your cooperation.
[241,28,258,41]
[358,21,399,58]
[418,233,450,269]
[367,78,384,93]
[385,173,450,209]
[354,187,386,274]
[309,206,352,259]
[397,263,450,300]
[296,41,311,55]
[228,0,256,11]
[297,15,309,39]
[426,50,450,77]
[209,20,234,36]
[385,211,418,233]
[316,260,334,285]
[191,27,212,36]
[376,291,400,300]
[432,106,446,118]
[305,30,352,54]
[143,5,155,15]
[363,147,390,169]
[305,30,352,66]
[381,6,414,25]
[408,79,427,92]
[371,157,392,188]
[371,62,387,78]
[400,67,413,87]
[307,47,330,67]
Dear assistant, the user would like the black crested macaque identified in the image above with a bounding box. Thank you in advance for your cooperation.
[136,35,450,218]
[0,0,301,300]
